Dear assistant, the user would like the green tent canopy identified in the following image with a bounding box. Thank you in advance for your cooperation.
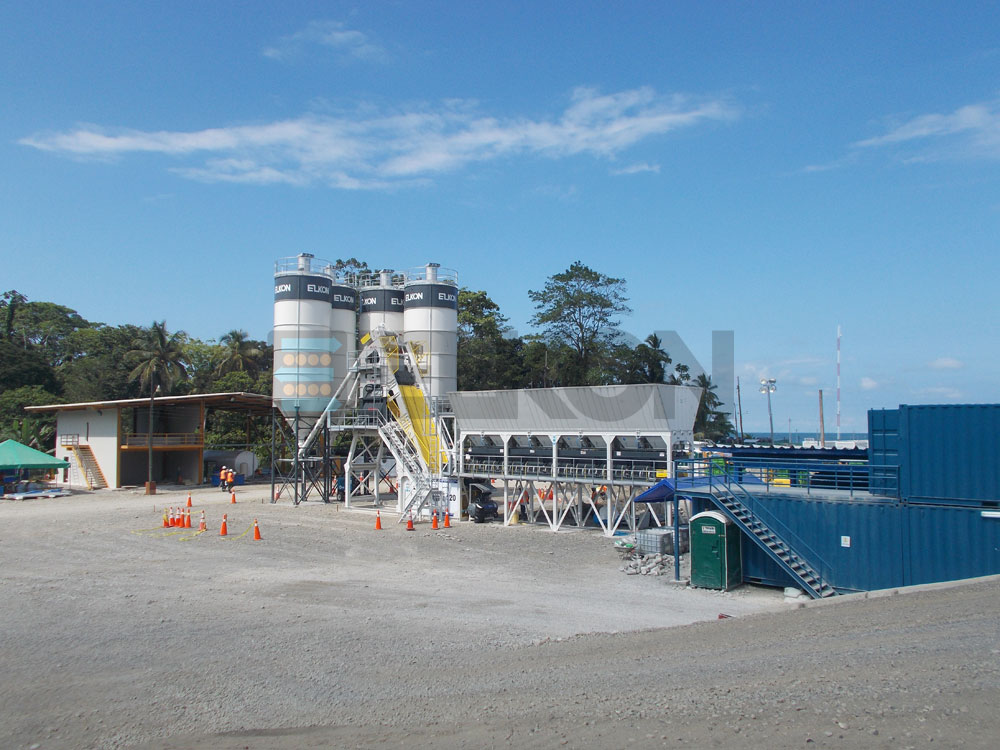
[0,439,69,470]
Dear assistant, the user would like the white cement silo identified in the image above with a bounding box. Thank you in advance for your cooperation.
[359,270,404,339]
[402,263,458,405]
[273,254,355,438]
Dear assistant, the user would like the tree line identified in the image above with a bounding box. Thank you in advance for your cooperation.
[0,290,270,452]
[0,261,734,452]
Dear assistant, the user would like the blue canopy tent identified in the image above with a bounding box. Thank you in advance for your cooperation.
[633,478,675,503]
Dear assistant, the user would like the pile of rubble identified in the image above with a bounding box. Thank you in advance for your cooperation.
[621,552,674,576]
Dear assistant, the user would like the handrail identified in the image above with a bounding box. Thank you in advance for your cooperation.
[698,455,899,498]
[714,475,833,588]
[122,433,203,447]
[676,458,837,590]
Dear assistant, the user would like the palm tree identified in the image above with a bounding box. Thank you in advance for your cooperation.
[215,329,263,377]
[128,321,189,395]
[693,373,735,441]
[639,333,671,383]
[128,321,188,492]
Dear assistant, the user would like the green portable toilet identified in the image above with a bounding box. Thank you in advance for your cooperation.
[689,511,742,591]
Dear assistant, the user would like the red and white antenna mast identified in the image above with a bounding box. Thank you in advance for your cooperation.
[836,325,842,440]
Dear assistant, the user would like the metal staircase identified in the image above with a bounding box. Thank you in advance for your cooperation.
[378,415,439,520]
[367,335,448,520]
[296,330,452,517]
[677,468,836,599]
[69,444,108,490]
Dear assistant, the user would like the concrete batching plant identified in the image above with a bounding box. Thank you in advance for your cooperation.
[270,255,696,537]
[271,256,458,517]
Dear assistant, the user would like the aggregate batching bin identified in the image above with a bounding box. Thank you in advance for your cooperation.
[690,510,742,590]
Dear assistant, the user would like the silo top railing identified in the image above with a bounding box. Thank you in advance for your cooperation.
[404,265,458,285]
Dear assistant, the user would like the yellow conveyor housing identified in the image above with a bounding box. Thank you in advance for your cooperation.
[396,384,447,472]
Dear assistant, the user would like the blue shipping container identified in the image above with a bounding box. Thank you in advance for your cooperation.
[870,404,1000,506]
[696,493,1000,592]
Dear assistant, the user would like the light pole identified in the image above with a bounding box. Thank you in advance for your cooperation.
[146,382,161,495]
[760,378,776,444]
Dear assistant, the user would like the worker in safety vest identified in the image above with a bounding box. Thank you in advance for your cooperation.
[219,465,228,491]
[226,468,235,490]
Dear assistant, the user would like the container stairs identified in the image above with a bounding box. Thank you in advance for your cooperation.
[678,476,836,599]
[68,444,108,490]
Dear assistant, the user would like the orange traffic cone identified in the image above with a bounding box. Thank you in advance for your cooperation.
[432,511,439,530]
[199,510,206,532]
[375,511,382,530]
[220,513,228,536]
[162,509,169,528]
[444,512,451,529]
[184,509,191,528]
[253,518,261,541]
[230,491,236,504]
[169,508,176,527]
[406,513,414,531]
[186,493,192,508]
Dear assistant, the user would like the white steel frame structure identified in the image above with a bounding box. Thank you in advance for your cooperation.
[451,384,701,536]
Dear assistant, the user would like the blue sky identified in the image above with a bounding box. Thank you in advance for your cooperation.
[3,1,998,433]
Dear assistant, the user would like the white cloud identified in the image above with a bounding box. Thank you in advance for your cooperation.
[928,357,964,370]
[263,20,388,63]
[20,87,738,190]
[917,386,964,400]
[860,377,878,390]
[611,162,660,176]
[854,99,1000,161]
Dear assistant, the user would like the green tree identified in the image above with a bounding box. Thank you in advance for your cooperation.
[0,339,60,395]
[457,289,526,390]
[613,333,673,384]
[528,261,631,386]
[58,325,146,402]
[1,290,27,340]
[127,321,189,396]
[215,330,264,378]
[331,257,371,281]
[669,363,691,385]
[693,373,735,442]
[177,336,221,394]
[520,339,579,388]
[0,385,63,450]
[11,301,93,367]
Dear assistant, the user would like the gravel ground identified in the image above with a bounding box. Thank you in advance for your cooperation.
[1,486,998,749]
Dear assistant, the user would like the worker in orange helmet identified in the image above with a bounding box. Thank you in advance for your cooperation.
[219,465,228,491]
[226,467,235,491]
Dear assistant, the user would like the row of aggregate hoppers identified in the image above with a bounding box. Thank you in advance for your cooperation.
[272,254,458,500]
